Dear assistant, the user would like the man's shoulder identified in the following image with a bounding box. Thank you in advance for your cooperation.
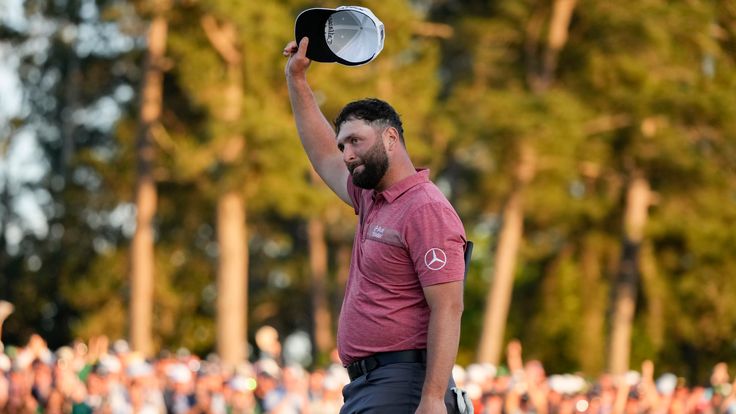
[409,180,456,209]
[397,183,464,235]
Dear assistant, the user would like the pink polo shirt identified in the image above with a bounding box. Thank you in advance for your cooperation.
[337,169,467,366]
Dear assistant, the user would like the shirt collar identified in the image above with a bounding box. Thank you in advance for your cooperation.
[377,169,430,203]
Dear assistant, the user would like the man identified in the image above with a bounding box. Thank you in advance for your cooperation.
[284,37,467,413]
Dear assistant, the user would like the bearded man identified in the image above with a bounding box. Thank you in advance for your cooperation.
[284,37,468,414]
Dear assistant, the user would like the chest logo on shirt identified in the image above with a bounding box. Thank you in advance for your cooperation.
[424,248,447,271]
[371,225,386,239]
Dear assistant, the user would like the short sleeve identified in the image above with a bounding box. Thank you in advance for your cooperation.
[404,202,467,287]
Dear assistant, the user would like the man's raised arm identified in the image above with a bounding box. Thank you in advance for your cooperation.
[283,37,352,206]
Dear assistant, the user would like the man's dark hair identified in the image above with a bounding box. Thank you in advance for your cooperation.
[334,98,405,144]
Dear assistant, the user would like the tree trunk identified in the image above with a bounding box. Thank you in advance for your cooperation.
[217,190,247,368]
[201,15,247,369]
[61,55,80,177]
[579,234,606,375]
[130,4,169,357]
[335,243,351,311]
[608,173,651,374]
[476,0,577,364]
[308,170,334,359]
[540,0,578,89]
[640,242,664,351]
[477,144,535,365]
[308,215,334,361]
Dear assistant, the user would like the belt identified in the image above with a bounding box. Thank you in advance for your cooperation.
[346,349,427,381]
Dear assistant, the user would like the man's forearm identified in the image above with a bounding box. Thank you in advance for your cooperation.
[286,74,337,163]
[421,293,463,401]
[286,73,351,204]
[283,37,337,165]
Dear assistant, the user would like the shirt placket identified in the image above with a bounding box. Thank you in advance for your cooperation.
[362,194,384,242]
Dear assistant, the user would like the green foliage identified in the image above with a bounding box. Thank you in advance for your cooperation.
[1,0,735,381]
[436,0,736,380]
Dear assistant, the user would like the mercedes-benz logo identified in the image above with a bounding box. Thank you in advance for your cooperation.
[424,248,447,271]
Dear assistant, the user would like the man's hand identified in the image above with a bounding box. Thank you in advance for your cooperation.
[283,37,311,79]
[415,396,447,414]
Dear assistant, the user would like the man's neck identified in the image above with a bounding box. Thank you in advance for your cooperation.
[375,159,416,192]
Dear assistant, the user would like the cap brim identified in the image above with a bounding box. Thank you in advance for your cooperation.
[295,8,375,66]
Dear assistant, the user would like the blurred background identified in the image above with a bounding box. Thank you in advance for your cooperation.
[1,0,735,385]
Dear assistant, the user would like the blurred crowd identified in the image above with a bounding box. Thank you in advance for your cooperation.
[455,341,736,414]
[1,331,736,414]
[0,331,346,414]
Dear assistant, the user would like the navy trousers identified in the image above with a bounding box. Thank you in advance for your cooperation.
[339,362,459,414]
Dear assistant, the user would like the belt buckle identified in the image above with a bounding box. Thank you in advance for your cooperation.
[364,356,379,373]
[348,355,380,381]
[347,360,364,380]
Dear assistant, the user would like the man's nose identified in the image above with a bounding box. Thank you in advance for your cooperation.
[343,146,357,163]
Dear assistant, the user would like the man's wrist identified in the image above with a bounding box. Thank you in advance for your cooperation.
[417,394,447,413]
[421,383,447,400]
[286,71,307,84]
[421,393,445,402]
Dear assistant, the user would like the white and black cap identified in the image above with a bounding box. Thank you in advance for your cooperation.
[295,6,385,66]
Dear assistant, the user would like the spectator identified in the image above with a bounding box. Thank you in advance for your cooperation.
[126,358,165,414]
[0,301,14,352]
[255,327,282,366]
[0,353,10,409]
[309,369,343,414]
[254,358,281,413]
[226,374,259,414]
[268,363,310,414]
[164,363,195,414]
[189,363,226,414]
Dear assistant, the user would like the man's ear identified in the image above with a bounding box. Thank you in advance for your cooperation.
[384,127,399,149]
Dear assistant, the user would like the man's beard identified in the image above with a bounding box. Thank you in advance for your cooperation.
[348,138,389,189]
